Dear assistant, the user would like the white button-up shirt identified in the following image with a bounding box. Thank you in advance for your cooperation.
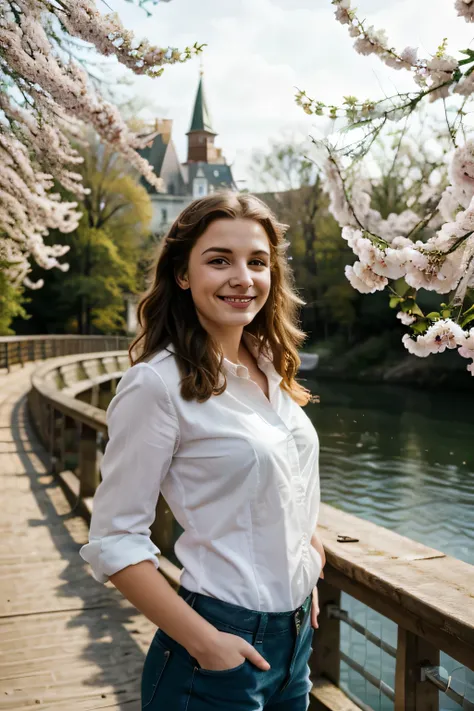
[79,331,322,612]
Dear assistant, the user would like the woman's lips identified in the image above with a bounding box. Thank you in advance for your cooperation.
[217,296,256,309]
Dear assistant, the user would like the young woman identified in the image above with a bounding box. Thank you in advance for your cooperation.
[80,191,326,710]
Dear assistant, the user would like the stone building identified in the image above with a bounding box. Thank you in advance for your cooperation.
[138,74,237,233]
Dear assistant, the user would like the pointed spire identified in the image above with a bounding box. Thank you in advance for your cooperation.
[189,75,215,134]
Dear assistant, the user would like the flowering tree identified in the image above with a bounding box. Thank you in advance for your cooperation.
[0,0,201,295]
[296,0,474,376]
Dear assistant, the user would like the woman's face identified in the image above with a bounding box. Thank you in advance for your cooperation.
[178,217,272,332]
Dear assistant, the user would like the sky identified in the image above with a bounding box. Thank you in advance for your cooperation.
[107,0,474,190]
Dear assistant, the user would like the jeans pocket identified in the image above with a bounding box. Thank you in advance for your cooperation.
[193,620,254,676]
[196,657,248,676]
[141,634,171,709]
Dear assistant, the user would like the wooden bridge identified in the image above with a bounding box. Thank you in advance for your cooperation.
[1,336,473,711]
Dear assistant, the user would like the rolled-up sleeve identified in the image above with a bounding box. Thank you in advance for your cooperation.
[79,363,180,584]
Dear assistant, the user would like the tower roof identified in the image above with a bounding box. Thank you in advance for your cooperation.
[188,76,216,134]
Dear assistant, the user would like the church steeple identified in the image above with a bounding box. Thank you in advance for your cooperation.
[186,73,219,164]
[189,75,215,134]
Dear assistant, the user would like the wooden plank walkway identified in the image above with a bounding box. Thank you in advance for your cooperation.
[0,364,155,711]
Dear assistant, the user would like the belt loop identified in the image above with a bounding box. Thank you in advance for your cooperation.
[183,588,198,610]
[253,612,268,647]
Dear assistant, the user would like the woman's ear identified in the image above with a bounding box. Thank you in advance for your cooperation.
[175,270,189,290]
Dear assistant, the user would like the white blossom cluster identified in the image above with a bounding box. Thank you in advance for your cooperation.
[324,140,474,376]
[0,0,192,290]
[455,0,474,22]
[332,0,474,103]
[402,322,474,375]
[332,0,420,71]
[324,158,421,243]
[59,2,185,78]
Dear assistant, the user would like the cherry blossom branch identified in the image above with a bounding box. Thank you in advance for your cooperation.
[294,1,474,375]
[0,0,201,295]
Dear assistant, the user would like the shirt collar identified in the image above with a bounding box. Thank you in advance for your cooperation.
[164,332,283,385]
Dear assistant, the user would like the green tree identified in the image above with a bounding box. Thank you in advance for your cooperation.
[0,265,29,336]
[15,130,153,335]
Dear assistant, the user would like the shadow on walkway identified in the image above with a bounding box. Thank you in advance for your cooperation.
[1,368,155,710]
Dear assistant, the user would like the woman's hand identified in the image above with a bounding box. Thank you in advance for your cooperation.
[310,528,326,630]
[311,586,320,629]
[310,529,327,576]
[194,629,271,673]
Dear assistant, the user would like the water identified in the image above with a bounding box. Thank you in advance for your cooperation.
[304,376,474,710]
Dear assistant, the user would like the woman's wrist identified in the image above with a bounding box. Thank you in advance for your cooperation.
[183,618,221,658]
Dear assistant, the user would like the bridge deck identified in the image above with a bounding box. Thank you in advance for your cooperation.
[0,364,153,711]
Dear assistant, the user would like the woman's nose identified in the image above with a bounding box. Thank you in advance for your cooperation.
[229,270,253,288]
[229,264,254,288]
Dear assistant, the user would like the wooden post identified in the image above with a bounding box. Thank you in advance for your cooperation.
[56,412,66,474]
[78,424,99,498]
[90,383,99,408]
[48,406,57,473]
[5,342,9,372]
[63,415,79,473]
[395,628,439,711]
[311,576,341,686]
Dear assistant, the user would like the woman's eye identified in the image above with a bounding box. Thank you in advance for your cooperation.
[208,258,267,266]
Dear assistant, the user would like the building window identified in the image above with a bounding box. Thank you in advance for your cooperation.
[161,208,168,223]
[198,185,205,196]
[199,136,204,144]
[168,183,175,195]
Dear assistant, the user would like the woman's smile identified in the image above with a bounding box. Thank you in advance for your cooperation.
[217,295,257,309]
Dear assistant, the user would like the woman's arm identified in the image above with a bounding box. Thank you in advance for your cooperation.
[110,561,271,671]
[311,527,326,576]
[109,561,220,657]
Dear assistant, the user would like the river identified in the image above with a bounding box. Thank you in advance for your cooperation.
[305,376,474,710]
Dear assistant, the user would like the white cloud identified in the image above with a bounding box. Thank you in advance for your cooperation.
[109,0,474,189]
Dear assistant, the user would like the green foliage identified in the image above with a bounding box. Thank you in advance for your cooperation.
[0,264,30,335]
[460,304,474,328]
[13,129,153,335]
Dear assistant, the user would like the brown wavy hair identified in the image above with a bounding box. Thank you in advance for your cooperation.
[129,191,318,406]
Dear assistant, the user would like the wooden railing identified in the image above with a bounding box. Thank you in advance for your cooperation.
[0,334,130,372]
[22,343,474,711]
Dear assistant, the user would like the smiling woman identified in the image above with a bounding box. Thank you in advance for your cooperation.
[129,190,316,406]
[79,190,323,711]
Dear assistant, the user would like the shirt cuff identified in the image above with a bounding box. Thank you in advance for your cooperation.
[79,533,161,584]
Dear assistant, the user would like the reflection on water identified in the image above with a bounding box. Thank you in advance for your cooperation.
[306,378,474,563]
[305,377,474,710]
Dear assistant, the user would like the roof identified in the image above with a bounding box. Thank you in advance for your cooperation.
[138,133,168,178]
[188,77,216,134]
[187,162,236,191]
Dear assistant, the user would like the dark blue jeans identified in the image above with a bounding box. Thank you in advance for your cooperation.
[141,585,315,710]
